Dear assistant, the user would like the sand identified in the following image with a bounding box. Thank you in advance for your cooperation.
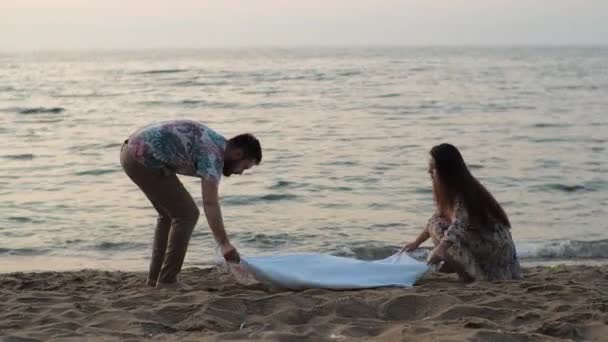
[0,265,606,341]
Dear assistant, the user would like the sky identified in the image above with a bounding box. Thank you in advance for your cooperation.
[2,0,608,50]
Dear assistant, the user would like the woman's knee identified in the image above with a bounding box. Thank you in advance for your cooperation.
[443,251,475,282]
[428,223,447,245]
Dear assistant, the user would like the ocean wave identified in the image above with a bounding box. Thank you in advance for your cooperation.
[333,245,403,260]
[483,104,537,112]
[375,93,401,98]
[240,88,284,95]
[172,80,229,87]
[547,84,600,92]
[532,123,570,128]
[369,223,401,230]
[69,143,122,152]
[409,66,433,72]
[237,232,320,250]
[518,240,608,260]
[7,216,43,223]
[88,241,148,251]
[75,169,119,176]
[138,69,189,74]
[320,160,358,166]
[250,102,294,109]
[546,184,588,192]
[103,143,123,149]
[2,154,34,160]
[530,182,603,193]
[0,247,50,256]
[531,137,570,143]
[17,107,65,114]
[140,99,238,109]
[180,99,238,108]
[306,184,354,192]
[222,193,299,205]
[53,92,123,98]
[240,232,295,247]
[269,180,307,190]
[337,70,362,77]
[334,239,608,262]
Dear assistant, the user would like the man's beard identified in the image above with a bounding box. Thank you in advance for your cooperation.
[223,159,236,176]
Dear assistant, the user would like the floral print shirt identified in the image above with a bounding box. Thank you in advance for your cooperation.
[127,120,226,185]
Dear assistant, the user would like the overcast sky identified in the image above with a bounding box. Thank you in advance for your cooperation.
[2,0,607,50]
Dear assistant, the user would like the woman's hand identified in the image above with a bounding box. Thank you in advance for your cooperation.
[399,241,420,254]
[427,243,448,265]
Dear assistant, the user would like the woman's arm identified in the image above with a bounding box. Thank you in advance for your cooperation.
[428,201,468,264]
[401,226,430,252]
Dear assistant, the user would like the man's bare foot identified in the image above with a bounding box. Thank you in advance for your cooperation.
[145,279,157,287]
[155,280,192,290]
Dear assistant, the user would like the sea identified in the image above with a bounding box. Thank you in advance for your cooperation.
[1,47,607,272]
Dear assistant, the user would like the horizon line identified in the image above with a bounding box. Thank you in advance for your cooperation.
[3,43,608,54]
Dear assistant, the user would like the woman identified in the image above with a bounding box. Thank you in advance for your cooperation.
[402,144,522,281]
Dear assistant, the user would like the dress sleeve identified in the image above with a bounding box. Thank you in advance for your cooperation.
[442,198,470,244]
[426,212,443,227]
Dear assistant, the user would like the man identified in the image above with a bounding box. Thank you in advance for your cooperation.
[120,120,262,288]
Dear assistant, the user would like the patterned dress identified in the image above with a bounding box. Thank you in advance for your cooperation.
[126,120,226,185]
[428,199,522,281]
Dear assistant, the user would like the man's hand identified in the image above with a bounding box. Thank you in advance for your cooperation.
[221,241,240,263]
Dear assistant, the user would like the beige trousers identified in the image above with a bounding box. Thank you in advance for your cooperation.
[120,142,199,285]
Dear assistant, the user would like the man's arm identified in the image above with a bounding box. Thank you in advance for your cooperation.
[201,179,240,262]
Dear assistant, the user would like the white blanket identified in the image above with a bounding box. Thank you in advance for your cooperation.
[238,253,429,290]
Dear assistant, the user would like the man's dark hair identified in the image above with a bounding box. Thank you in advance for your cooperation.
[229,133,262,164]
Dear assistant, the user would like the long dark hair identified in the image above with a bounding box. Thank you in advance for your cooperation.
[430,143,510,228]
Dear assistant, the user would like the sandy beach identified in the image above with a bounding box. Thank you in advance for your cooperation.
[1,265,606,341]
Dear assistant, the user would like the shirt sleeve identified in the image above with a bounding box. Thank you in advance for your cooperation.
[195,154,223,185]
[442,199,470,245]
